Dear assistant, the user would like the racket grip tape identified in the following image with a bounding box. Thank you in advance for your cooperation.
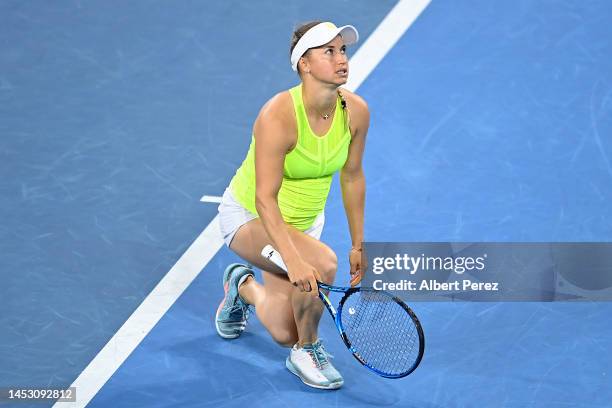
[261,245,288,272]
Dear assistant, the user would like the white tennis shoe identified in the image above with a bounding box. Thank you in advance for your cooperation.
[285,340,344,389]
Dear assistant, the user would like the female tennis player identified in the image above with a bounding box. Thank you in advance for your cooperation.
[215,21,369,390]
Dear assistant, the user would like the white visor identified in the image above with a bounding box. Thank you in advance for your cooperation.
[290,22,359,72]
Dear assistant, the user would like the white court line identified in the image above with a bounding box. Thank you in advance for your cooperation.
[345,0,431,92]
[55,1,431,406]
[200,195,222,203]
[55,218,224,407]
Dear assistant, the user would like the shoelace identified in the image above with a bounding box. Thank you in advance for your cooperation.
[227,270,252,321]
[227,302,250,320]
[306,342,334,369]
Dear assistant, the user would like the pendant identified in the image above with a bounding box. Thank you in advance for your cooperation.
[323,114,329,120]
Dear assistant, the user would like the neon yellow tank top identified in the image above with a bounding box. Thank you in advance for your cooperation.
[229,83,351,231]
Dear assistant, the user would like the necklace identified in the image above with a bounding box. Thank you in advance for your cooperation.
[309,93,339,120]
[317,103,336,120]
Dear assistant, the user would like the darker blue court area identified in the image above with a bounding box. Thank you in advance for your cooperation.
[2,0,611,407]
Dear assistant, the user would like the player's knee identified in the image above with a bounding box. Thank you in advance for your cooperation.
[318,248,338,284]
[270,328,298,347]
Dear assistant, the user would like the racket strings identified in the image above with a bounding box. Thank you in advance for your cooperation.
[340,291,421,376]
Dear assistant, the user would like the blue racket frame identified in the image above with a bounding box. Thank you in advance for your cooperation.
[317,282,425,379]
[260,245,425,379]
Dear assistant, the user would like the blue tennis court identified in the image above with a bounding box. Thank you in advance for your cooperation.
[2,1,611,407]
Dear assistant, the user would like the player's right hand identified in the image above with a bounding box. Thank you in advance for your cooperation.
[286,257,321,297]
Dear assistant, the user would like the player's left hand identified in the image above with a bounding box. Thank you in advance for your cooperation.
[349,247,363,287]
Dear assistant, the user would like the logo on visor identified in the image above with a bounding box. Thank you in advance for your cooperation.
[324,22,337,30]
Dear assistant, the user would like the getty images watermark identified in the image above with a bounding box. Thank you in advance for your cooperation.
[361,243,612,301]
[370,251,495,292]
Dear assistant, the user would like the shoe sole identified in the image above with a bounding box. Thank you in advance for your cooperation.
[285,358,343,390]
[215,264,251,339]
[215,280,239,339]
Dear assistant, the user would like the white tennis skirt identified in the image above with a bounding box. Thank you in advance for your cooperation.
[217,186,325,247]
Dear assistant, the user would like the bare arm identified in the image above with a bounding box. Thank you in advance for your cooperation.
[253,101,298,263]
[254,95,320,294]
[340,94,370,284]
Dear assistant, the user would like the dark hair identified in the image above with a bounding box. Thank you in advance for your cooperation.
[290,20,322,73]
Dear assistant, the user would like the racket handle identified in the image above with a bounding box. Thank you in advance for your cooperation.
[262,245,331,292]
[261,244,288,272]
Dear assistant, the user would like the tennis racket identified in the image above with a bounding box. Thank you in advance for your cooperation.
[261,244,425,378]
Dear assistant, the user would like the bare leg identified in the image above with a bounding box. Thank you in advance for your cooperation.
[230,218,337,347]
[238,270,298,346]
